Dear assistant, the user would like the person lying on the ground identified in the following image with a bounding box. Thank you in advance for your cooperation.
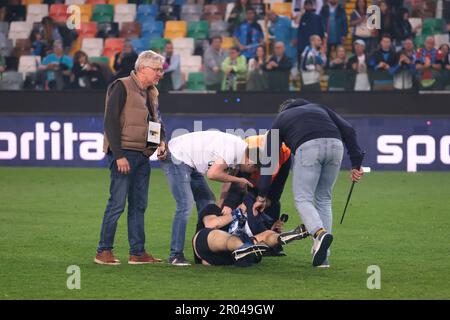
[192,204,309,267]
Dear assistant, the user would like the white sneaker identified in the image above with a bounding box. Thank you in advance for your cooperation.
[312,232,333,267]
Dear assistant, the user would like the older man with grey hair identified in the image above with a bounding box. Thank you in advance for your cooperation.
[95,50,167,265]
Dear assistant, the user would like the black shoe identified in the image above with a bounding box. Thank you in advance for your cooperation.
[278,224,309,245]
[232,243,268,266]
[168,254,191,266]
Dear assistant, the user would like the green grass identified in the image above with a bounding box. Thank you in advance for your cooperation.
[0,167,449,300]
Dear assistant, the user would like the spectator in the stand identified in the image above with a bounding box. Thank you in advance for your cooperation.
[320,0,348,60]
[221,46,247,91]
[37,40,73,90]
[159,41,181,92]
[234,9,264,60]
[268,10,297,63]
[113,41,138,81]
[393,7,418,47]
[71,51,108,90]
[439,44,450,88]
[204,36,226,91]
[392,38,416,90]
[347,39,371,91]
[265,42,293,91]
[299,35,326,91]
[379,1,395,39]
[30,30,45,57]
[415,36,443,90]
[227,0,252,34]
[39,16,63,55]
[294,0,324,15]
[329,45,347,69]
[350,0,378,56]
[295,0,325,66]
[369,34,398,71]
[246,45,268,91]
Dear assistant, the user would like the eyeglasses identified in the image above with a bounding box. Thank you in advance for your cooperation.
[145,66,165,74]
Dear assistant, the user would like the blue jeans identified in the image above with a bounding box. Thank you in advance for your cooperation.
[97,150,151,256]
[160,153,215,259]
[292,138,344,237]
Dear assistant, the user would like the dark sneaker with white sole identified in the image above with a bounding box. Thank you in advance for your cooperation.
[278,224,309,245]
[232,243,269,262]
[168,254,191,266]
[316,258,330,268]
[312,232,333,267]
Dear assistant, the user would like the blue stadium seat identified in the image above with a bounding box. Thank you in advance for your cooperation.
[141,20,164,38]
[136,4,158,24]
[130,38,149,54]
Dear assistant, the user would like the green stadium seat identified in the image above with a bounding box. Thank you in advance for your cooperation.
[187,21,209,40]
[92,4,114,23]
[149,37,170,52]
[422,18,444,36]
[89,56,110,65]
[414,34,427,48]
[186,72,206,91]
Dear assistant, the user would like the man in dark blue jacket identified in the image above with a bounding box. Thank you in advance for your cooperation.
[253,99,364,268]
[320,0,348,60]
[296,0,325,66]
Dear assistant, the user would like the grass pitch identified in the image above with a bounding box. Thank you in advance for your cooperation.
[0,167,449,300]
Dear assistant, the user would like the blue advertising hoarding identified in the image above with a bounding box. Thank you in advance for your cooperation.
[1,115,449,171]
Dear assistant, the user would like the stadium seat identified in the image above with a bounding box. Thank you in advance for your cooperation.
[108,0,127,4]
[114,4,137,26]
[0,38,14,57]
[180,4,202,22]
[8,21,33,46]
[130,37,148,53]
[180,54,202,74]
[271,2,292,18]
[86,0,107,4]
[49,4,69,24]
[18,55,41,79]
[78,22,97,38]
[0,22,10,35]
[434,34,449,48]
[89,56,109,64]
[221,36,234,50]
[173,37,194,58]
[102,37,125,58]
[414,34,427,48]
[149,37,169,51]
[164,21,187,40]
[157,4,180,22]
[136,4,158,24]
[119,21,141,39]
[326,69,348,91]
[202,4,226,24]
[78,4,93,23]
[81,37,104,57]
[224,2,233,21]
[141,20,164,38]
[187,20,209,40]
[26,4,49,23]
[185,72,206,91]
[96,21,119,38]
[408,17,422,36]
[22,0,43,5]
[92,4,114,23]
[0,71,24,90]
[5,5,26,22]
[13,38,32,58]
[422,18,444,36]
[65,0,87,5]
[209,21,229,38]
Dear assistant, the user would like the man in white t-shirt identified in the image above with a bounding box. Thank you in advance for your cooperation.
[160,131,260,266]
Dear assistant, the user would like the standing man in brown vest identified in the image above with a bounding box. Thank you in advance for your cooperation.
[95,50,167,265]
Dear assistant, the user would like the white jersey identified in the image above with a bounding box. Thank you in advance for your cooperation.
[168,131,248,174]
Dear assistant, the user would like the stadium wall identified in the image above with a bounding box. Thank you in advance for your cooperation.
[1,114,450,172]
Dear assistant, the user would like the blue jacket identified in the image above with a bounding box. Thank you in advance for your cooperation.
[320,4,348,44]
[297,10,325,59]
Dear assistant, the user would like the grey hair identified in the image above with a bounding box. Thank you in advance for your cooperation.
[134,50,165,71]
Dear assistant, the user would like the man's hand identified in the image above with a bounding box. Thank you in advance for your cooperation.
[350,168,364,182]
[237,177,254,189]
[252,196,267,216]
[271,219,284,233]
[116,157,130,174]
[222,206,232,216]
[157,141,167,160]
